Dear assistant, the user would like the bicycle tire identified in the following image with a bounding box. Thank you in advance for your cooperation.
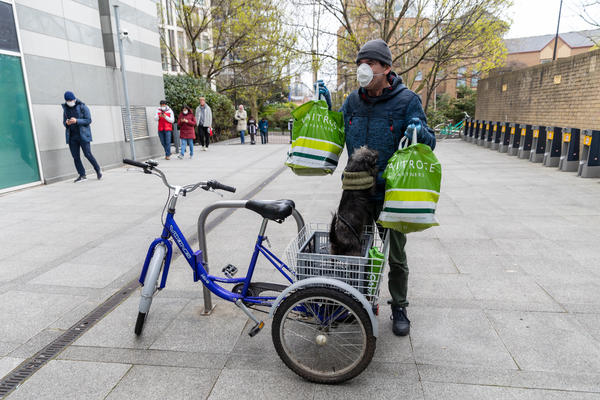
[134,312,146,335]
[271,287,376,384]
[135,244,166,336]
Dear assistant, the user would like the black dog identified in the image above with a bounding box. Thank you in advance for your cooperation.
[330,146,378,256]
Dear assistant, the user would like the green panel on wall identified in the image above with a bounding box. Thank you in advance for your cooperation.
[0,54,40,190]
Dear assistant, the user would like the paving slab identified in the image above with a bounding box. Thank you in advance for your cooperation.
[410,306,518,369]
[418,363,600,393]
[0,290,86,343]
[208,368,316,400]
[422,381,600,400]
[486,310,600,374]
[105,365,221,400]
[5,360,130,400]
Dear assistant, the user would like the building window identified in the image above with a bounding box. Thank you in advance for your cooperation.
[471,70,478,88]
[456,67,466,87]
[0,1,20,53]
[541,59,552,64]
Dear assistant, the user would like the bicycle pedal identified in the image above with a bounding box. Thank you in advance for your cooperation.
[222,264,238,278]
[248,321,264,337]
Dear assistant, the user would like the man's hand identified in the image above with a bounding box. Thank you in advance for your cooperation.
[66,117,77,125]
[404,117,424,142]
[316,80,332,110]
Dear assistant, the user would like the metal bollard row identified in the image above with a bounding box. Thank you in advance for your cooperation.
[461,118,599,179]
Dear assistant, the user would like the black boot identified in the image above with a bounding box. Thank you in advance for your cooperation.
[391,306,410,336]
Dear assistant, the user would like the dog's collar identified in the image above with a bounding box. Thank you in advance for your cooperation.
[342,171,375,190]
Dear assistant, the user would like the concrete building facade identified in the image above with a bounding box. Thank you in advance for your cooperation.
[0,0,165,192]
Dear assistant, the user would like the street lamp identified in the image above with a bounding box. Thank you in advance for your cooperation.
[552,0,563,61]
[114,4,136,160]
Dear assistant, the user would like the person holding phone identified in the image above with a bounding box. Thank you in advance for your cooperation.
[154,100,175,159]
[61,91,102,182]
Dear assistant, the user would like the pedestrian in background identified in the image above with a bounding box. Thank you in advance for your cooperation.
[234,104,247,144]
[195,96,212,151]
[177,105,196,159]
[61,91,102,183]
[259,117,269,144]
[154,100,175,159]
[247,116,257,145]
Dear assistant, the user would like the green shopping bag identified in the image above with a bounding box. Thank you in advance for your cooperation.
[367,246,384,299]
[285,100,345,175]
[377,129,442,233]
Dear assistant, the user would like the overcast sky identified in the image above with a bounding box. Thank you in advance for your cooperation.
[505,0,598,38]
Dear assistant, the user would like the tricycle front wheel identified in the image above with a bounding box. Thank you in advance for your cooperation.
[271,287,376,384]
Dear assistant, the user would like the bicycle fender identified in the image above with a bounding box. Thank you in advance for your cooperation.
[139,238,172,288]
[268,277,379,338]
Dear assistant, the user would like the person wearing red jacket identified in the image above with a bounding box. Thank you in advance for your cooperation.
[154,100,175,159]
[177,105,197,159]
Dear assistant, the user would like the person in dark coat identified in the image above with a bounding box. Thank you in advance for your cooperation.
[258,117,269,144]
[319,39,436,337]
[61,91,102,183]
[177,105,197,159]
[247,116,257,145]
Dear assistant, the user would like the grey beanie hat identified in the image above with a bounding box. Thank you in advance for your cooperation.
[355,39,392,66]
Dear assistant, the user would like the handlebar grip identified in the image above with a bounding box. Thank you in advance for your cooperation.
[209,180,236,193]
[123,159,148,169]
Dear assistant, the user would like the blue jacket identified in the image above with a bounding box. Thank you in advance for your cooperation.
[62,100,93,143]
[258,119,268,133]
[340,72,436,202]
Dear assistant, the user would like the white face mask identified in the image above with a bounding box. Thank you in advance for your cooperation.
[183,110,188,114]
[356,63,384,88]
[66,100,76,107]
[161,106,167,110]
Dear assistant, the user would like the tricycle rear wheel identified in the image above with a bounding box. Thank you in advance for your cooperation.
[271,287,376,383]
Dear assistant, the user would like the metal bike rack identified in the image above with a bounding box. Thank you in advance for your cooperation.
[498,122,510,153]
[507,122,521,156]
[470,120,479,143]
[578,129,600,178]
[529,125,546,163]
[543,126,562,167]
[484,121,494,148]
[518,124,533,159]
[478,121,488,146]
[558,127,580,172]
[468,118,475,142]
[463,118,471,140]
[491,121,502,150]
[197,200,305,313]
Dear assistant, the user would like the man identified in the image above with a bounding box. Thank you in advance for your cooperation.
[154,100,175,159]
[61,91,102,183]
[195,96,213,151]
[320,39,436,336]
[234,105,247,144]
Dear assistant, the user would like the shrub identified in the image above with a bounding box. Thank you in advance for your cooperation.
[163,74,234,140]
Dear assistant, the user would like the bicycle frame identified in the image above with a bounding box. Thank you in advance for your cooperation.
[139,205,298,308]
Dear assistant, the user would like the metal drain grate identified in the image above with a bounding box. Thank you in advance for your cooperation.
[0,164,288,398]
[0,280,139,398]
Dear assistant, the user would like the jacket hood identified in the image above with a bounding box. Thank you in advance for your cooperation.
[358,71,406,104]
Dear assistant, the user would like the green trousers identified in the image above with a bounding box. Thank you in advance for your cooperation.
[371,204,409,308]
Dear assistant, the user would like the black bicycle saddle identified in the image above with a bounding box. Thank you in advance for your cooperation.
[245,199,295,221]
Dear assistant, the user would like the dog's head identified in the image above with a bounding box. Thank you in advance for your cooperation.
[345,146,378,177]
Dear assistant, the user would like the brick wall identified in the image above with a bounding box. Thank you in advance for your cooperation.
[475,49,600,131]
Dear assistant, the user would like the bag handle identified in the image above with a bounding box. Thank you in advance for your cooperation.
[399,126,418,150]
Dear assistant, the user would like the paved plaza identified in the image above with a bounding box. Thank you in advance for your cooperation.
[1,139,600,399]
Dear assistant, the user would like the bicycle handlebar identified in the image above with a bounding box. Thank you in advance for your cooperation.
[123,159,236,194]
[206,180,236,193]
[123,158,149,169]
